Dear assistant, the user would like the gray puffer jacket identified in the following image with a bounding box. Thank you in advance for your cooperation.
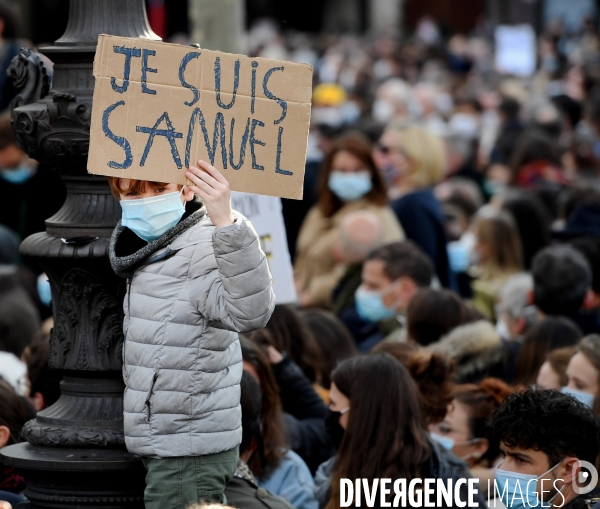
[109,199,275,458]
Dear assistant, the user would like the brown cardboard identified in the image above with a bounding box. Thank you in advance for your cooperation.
[88,34,313,200]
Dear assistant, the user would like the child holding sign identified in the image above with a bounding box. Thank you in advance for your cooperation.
[108,160,275,509]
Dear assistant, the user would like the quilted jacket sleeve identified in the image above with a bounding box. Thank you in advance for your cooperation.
[189,214,275,332]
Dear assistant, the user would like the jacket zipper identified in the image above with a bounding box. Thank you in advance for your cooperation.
[146,371,158,421]
[123,272,134,376]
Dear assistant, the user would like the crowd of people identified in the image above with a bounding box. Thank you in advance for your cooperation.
[4,2,600,508]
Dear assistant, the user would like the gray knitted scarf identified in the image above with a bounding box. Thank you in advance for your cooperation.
[109,198,207,279]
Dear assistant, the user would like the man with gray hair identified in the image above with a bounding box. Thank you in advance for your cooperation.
[331,211,385,315]
[495,272,537,343]
[495,272,537,383]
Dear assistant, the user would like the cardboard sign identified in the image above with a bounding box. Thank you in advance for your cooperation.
[231,192,297,304]
[88,35,313,200]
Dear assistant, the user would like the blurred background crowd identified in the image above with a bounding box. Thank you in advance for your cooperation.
[4,0,600,508]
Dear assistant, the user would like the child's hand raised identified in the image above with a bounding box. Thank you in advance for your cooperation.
[186,160,234,228]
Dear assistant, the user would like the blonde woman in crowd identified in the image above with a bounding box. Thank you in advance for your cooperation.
[374,125,454,288]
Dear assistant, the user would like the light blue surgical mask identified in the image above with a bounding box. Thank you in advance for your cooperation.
[561,386,595,409]
[447,242,470,273]
[495,461,564,509]
[328,170,373,202]
[429,432,481,454]
[120,187,186,242]
[37,274,52,307]
[355,285,397,323]
[430,432,455,451]
[0,165,35,185]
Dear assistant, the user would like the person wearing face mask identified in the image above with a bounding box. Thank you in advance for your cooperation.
[294,133,404,308]
[339,241,434,350]
[537,347,576,390]
[107,160,275,509]
[373,125,456,290]
[0,112,65,247]
[562,335,600,414]
[489,388,600,509]
[314,355,485,509]
[429,379,514,499]
[370,78,416,126]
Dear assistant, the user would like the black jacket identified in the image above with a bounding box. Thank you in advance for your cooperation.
[271,355,332,473]
[564,486,600,509]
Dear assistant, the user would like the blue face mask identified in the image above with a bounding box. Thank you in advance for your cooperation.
[328,171,373,202]
[430,432,455,451]
[355,285,397,323]
[561,386,595,408]
[495,461,563,509]
[37,274,52,307]
[429,432,481,455]
[0,165,35,185]
[120,188,186,242]
[447,242,470,273]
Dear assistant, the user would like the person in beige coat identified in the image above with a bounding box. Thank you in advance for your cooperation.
[294,133,404,308]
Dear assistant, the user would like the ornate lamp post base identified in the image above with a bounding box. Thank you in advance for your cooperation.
[2,444,145,509]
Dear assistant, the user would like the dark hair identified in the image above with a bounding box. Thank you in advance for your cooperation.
[317,132,388,218]
[552,94,582,129]
[370,343,455,425]
[106,177,176,199]
[0,267,41,358]
[0,380,25,445]
[569,237,600,295]
[532,245,592,315]
[502,190,551,270]
[509,129,562,180]
[546,346,577,388]
[327,355,430,509]
[300,309,358,389]
[454,378,514,465]
[407,288,469,346]
[240,371,264,457]
[489,388,600,467]
[366,241,434,287]
[239,337,286,477]
[264,305,321,384]
[499,97,521,119]
[23,332,61,408]
[0,1,17,40]
[514,317,582,386]
[559,184,600,222]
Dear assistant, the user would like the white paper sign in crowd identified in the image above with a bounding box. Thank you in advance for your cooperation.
[231,192,297,304]
[494,24,536,77]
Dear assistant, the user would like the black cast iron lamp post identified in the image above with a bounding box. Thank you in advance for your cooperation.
[0,1,161,507]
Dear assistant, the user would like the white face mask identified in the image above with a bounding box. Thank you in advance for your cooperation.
[372,99,396,124]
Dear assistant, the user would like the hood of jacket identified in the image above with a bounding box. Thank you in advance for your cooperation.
[427,320,504,382]
[109,197,206,278]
